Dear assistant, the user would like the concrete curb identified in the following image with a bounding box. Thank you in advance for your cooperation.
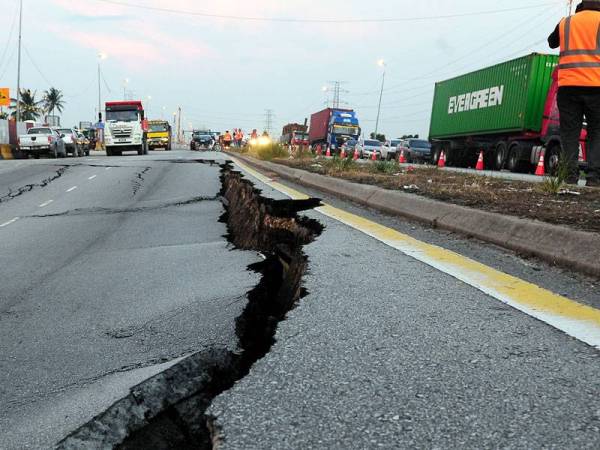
[228,153,600,279]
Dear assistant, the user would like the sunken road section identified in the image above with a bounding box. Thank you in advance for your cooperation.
[56,162,322,449]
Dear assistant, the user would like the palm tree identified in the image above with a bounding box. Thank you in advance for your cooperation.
[43,87,65,119]
[10,89,43,121]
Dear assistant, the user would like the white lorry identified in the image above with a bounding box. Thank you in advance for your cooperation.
[104,101,148,156]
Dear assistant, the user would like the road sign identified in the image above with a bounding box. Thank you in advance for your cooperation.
[0,88,9,107]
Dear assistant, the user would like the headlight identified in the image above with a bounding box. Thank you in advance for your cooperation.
[258,136,271,145]
[250,138,258,146]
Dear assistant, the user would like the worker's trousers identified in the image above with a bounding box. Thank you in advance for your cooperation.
[557,88,600,180]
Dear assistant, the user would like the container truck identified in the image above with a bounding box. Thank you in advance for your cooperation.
[104,100,148,156]
[309,108,361,152]
[429,53,587,173]
[280,122,309,147]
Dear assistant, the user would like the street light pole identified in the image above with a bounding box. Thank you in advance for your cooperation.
[97,52,107,122]
[374,59,386,137]
[16,0,23,122]
[97,61,101,122]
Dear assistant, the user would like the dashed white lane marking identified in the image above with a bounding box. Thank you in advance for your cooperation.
[105,167,112,170]
[66,186,77,192]
[88,175,97,180]
[39,200,54,208]
[0,217,19,228]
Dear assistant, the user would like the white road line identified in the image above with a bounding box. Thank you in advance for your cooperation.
[88,175,97,180]
[105,167,112,170]
[66,186,77,192]
[39,200,54,208]
[0,217,19,228]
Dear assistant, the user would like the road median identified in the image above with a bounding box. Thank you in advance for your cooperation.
[228,152,600,279]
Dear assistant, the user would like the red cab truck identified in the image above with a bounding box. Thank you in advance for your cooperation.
[429,53,587,173]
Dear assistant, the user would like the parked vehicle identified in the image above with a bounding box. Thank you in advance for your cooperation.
[381,139,403,161]
[81,128,96,152]
[429,53,587,173]
[398,139,432,162]
[358,139,383,159]
[190,132,214,150]
[104,101,148,156]
[281,123,309,147]
[18,127,66,158]
[340,138,358,157]
[76,130,91,156]
[309,108,361,153]
[57,128,82,157]
[147,120,172,150]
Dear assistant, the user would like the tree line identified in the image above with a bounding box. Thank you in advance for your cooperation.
[0,88,65,121]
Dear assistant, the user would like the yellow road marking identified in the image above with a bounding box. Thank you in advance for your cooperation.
[232,157,600,349]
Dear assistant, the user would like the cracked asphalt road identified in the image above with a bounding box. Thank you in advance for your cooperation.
[0,150,258,449]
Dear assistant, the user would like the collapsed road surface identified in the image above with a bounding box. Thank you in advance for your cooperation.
[0,151,269,448]
[4,149,600,449]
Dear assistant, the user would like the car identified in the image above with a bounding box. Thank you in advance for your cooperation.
[57,128,82,157]
[190,132,214,151]
[399,138,432,163]
[358,139,384,159]
[340,139,358,157]
[381,139,403,161]
[18,127,66,159]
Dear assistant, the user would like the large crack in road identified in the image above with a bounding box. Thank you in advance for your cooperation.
[56,162,322,449]
[0,166,68,204]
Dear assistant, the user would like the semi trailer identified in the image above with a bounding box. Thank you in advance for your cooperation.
[309,108,361,152]
[429,53,587,173]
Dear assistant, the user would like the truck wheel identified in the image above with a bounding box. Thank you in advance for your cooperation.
[431,146,441,165]
[507,143,528,173]
[106,147,113,157]
[138,147,143,155]
[545,143,561,175]
[493,142,508,171]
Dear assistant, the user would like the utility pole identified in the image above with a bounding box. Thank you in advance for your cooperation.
[97,63,101,122]
[16,0,23,122]
[177,106,182,144]
[264,109,274,135]
[375,60,386,136]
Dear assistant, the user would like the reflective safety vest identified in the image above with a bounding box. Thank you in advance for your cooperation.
[235,131,243,140]
[559,11,600,87]
[224,133,232,142]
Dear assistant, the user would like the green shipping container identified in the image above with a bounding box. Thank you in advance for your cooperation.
[429,53,558,140]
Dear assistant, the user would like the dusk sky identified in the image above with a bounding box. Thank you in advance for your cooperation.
[0,0,566,137]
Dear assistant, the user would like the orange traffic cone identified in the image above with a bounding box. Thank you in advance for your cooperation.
[326,147,331,157]
[353,147,359,160]
[399,149,406,164]
[475,150,484,171]
[437,150,446,168]
[340,147,347,158]
[371,149,378,161]
[535,151,546,176]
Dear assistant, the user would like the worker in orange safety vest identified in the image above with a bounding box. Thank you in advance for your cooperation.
[549,1,600,186]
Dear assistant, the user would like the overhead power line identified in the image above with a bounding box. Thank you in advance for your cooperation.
[0,0,19,70]
[22,43,54,87]
[93,0,559,24]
